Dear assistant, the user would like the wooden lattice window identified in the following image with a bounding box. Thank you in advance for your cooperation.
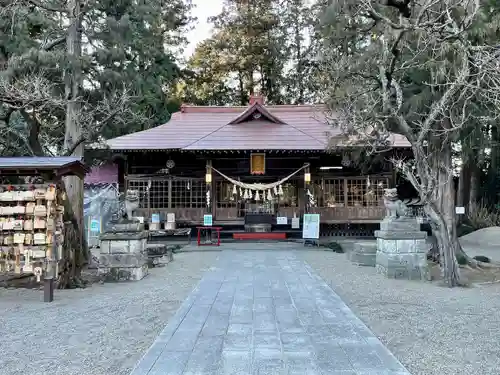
[127,179,152,209]
[171,179,206,208]
[216,181,237,208]
[127,177,207,210]
[346,178,388,206]
[312,179,345,207]
[149,180,169,208]
[278,183,298,207]
[189,179,207,208]
[323,179,345,207]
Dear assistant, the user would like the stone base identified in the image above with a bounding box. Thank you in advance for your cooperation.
[99,231,148,254]
[98,264,148,281]
[98,253,148,281]
[98,252,148,267]
[348,242,377,266]
[375,235,430,281]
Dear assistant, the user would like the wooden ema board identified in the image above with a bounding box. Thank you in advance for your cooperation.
[0,184,64,301]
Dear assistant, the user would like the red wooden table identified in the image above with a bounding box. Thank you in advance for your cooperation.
[196,226,222,246]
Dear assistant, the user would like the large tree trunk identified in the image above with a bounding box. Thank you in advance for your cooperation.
[60,0,87,288]
[469,163,480,208]
[425,138,463,286]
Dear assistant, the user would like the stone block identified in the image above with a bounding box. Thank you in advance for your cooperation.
[348,242,377,266]
[375,238,429,281]
[374,230,427,240]
[379,218,420,232]
[100,236,147,254]
[375,222,430,281]
[107,222,145,232]
[97,264,148,281]
[353,242,377,254]
[98,252,148,267]
[349,252,376,267]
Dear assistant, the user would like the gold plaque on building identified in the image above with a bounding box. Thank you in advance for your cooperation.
[250,153,265,175]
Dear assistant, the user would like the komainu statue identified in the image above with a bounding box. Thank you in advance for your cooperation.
[125,189,140,220]
[383,188,409,219]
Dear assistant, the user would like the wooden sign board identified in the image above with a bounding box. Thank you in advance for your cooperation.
[250,153,265,175]
[204,214,213,226]
[302,214,320,239]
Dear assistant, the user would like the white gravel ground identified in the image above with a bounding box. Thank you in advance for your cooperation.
[0,251,220,375]
[301,244,500,375]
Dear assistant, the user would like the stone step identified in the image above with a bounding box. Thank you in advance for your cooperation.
[353,242,377,254]
[348,242,377,266]
[349,252,376,267]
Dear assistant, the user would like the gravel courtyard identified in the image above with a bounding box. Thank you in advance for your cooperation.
[0,251,220,375]
[1,243,499,375]
[301,244,500,375]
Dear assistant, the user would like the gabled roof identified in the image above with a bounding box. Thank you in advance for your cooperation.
[228,103,287,125]
[106,102,410,151]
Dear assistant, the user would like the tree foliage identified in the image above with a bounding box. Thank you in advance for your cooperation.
[177,0,326,106]
[319,0,500,286]
[0,0,193,155]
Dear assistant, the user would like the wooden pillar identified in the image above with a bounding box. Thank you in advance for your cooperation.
[206,160,213,214]
[304,163,311,214]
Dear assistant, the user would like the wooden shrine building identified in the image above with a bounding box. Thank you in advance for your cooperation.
[105,95,411,237]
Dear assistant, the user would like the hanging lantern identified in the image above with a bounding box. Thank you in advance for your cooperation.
[278,185,284,196]
[267,189,272,201]
[244,189,250,199]
[255,191,260,201]
[232,185,237,195]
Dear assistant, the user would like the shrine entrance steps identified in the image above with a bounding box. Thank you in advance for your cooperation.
[232,232,287,240]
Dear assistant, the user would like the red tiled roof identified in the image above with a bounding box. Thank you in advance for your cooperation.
[106,103,410,151]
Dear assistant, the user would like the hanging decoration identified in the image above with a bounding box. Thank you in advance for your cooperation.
[239,187,243,197]
[186,181,190,190]
[206,190,211,207]
[255,191,260,201]
[307,189,316,207]
[211,164,309,192]
[244,189,250,199]
[273,186,278,195]
[232,185,237,195]
[266,190,272,201]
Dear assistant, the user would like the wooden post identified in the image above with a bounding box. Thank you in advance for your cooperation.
[304,164,311,214]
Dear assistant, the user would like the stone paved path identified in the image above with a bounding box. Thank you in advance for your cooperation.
[130,251,410,375]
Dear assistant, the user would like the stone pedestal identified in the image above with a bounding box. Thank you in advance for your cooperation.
[375,218,429,280]
[348,242,377,266]
[146,244,174,267]
[98,221,149,281]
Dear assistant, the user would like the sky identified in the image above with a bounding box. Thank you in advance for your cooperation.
[184,0,224,57]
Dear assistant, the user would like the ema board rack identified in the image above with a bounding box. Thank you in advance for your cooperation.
[0,184,64,276]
